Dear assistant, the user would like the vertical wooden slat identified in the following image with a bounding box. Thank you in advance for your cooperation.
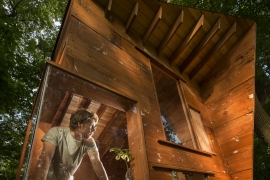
[16,119,32,180]
[126,104,150,180]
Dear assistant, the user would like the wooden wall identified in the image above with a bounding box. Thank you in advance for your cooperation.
[48,0,255,179]
[201,24,256,179]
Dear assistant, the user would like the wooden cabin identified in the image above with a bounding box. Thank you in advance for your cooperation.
[17,0,256,179]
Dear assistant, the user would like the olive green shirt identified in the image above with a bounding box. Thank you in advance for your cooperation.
[42,127,98,180]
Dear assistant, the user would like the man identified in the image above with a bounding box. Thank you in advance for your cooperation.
[35,110,108,180]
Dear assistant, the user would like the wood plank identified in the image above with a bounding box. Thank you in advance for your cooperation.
[157,10,183,55]
[215,115,253,144]
[125,2,139,33]
[76,19,152,82]
[126,105,150,180]
[201,24,255,100]
[230,169,252,180]
[179,18,220,73]
[142,6,162,44]
[219,132,253,157]
[225,149,252,174]
[66,36,156,99]
[52,0,77,62]
[158,140,213,157]
[189,22,236,79]
[145,136,227,173]
[205,78,254,128]
[46,61,137,112]
[169,14,204,65]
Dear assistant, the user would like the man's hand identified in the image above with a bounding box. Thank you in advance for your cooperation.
[88,151,109,180]
[34,141,56,180]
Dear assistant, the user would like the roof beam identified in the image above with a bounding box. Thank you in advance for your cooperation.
[179,18,220,73]
[96,104,107,119]
[51,92,72,127]
[82,98,91,109]
[125,2,139,33]
[169,14,204,65]
[142,6,162,45]
[97,110,120,141]
[157,10,184,55]
[189,22,236,80]
[105,0,112,17]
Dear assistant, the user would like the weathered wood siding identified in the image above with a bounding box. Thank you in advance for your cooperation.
[201,24,256,179]
[49,0,255,179]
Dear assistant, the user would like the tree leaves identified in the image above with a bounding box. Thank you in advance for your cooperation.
[109,147,133,166]
[0,0,68,179]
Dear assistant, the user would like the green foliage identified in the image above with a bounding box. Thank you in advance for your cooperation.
[0,0,68,179]
[254,132,270,180]
[109,147,133,168]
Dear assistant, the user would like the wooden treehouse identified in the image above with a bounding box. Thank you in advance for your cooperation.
[17,0,256,179]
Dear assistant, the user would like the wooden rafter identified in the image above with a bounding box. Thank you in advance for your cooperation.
[96,104,108,119]
[157,10,184,55]
[51,92,72,127]
[105,0,112,17]
[189,22,236,80]
[169,14,204,65]
[82,98,91,109]
[179,18,221,73]
[142,6,162,45]
[97,110,120,141]
[125,2,139,33]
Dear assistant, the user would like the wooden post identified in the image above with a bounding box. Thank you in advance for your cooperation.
[16,119,32,180]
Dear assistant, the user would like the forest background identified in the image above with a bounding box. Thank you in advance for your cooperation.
[0,0,269,179]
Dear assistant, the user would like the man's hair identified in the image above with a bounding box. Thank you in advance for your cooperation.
[69,110,99,130]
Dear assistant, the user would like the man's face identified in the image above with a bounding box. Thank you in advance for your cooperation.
[80,121,97,139]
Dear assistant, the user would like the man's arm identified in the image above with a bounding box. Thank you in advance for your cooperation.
[88,151,109,180]
[34,141,56,180]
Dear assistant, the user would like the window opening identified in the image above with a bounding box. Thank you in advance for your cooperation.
[162,116,182,144]
[151,64,194,148]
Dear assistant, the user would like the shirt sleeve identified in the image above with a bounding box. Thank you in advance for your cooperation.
[85,137,98,153]
[41,127,59,146]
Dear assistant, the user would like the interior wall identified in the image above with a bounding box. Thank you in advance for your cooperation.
[201,24,256,179]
